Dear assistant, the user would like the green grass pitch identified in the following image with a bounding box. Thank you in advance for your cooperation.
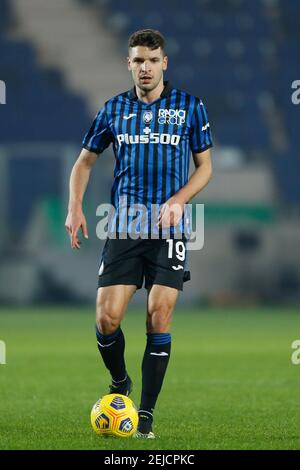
[1,306,300,450]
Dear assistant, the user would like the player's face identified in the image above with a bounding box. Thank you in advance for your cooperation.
[127,46,168,92]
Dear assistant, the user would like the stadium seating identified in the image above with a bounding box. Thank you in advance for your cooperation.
[80,0,300,203]
[0,1,91,143]
[1,0,300,204]
[0,0,92,237]
[273,1,300,203]
[81,0,275,152]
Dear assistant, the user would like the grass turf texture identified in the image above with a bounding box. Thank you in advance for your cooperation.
[0,307,300,450]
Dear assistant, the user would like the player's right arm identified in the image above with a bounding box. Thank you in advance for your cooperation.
[65,149,98,249]
[66,104,113,248]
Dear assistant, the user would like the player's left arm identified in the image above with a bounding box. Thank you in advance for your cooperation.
[177,148,213,202]
[158,149,212,227]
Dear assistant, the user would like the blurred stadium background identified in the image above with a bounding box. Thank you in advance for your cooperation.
[0,0,299,308]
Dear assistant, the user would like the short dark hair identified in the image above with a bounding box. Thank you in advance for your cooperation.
[128,29,165,54]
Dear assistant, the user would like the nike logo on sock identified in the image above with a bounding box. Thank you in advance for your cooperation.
[97,340,116,348]
[150,352,169,356]
[112,375,127,384]
[139,410,153,417]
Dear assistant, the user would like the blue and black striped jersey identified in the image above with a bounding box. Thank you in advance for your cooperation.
[82,81,212,235]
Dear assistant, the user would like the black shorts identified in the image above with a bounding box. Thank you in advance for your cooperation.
[98,237,191,291]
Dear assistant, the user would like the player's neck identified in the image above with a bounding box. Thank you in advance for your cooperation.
[135,79,165,104]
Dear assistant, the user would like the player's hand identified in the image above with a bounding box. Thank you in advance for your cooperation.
[157,196,185,228]
[65,207,88,249]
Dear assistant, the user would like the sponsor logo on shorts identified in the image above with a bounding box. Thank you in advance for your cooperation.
[172,265,184,271]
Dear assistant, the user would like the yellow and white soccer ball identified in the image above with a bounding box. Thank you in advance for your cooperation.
[91,394,138,438]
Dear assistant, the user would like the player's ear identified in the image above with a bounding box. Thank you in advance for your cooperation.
[127,55,132,71]
[162,55,168,71]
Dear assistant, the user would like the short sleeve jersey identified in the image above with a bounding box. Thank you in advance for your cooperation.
[82,81,213,235]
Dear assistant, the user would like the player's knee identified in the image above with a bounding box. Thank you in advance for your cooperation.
[96,302,121,334]
[148,298,173,318]
[96,313,120,335]
[147,302,173,332]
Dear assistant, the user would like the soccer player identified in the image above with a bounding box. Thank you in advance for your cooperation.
[65,29,213,438]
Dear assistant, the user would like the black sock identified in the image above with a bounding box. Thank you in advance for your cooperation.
[140,333,171,415]
[96,326,126,382]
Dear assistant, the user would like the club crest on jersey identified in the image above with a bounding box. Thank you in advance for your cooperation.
[143,111,153,124]
[158,108,186,126]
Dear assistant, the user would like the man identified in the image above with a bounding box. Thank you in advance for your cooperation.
[65,29,213,438]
